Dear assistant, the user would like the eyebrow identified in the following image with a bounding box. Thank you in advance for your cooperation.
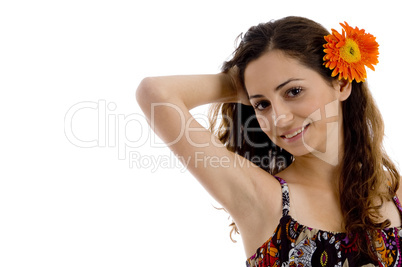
[248,78,303,100]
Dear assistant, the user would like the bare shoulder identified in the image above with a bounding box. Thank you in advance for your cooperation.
[233,159,282,209]
[212,153,283,222]
[232,163,283,258]
[396,175,402,199]
[384,170,402,198]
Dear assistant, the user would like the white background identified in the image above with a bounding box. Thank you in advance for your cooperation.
[1,0,401,266]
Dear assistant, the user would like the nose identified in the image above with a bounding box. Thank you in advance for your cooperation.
[272,101,293,128]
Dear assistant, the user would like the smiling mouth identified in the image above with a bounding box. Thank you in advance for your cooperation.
[281,124,310,139]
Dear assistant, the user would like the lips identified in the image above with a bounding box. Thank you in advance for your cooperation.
[281,124,310,139]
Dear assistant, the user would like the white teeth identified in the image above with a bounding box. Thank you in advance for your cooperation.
[284,125,307,139]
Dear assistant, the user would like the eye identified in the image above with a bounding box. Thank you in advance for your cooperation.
[253,100,271,111]
[285,87,303,98]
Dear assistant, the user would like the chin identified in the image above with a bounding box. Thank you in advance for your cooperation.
[284,147,311,158]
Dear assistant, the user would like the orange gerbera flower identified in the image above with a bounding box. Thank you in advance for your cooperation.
[323,22,379,83]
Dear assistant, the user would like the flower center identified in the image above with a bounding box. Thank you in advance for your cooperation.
[339,38,361,63]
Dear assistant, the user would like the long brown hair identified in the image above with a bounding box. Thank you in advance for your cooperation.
[209,16,400,260]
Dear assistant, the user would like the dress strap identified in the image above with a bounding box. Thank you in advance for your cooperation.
[393,195,402,214]
[274,176,290,217]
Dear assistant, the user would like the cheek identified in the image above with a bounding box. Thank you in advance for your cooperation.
[303,98,341,125]
[256,115,273,135]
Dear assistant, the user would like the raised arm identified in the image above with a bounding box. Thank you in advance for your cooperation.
[135,72,279,223]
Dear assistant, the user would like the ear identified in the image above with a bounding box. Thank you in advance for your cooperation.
[333,79,352,102]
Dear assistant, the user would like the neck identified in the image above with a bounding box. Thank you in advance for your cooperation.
[277,144,345,192]
[292,155,342,188]
[279,116,346,190]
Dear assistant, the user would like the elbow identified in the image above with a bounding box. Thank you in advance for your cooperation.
[136,78,156,112]
[136,77,156,107]
[136,77,171,108]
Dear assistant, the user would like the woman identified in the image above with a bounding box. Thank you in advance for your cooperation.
[136,16,401,266]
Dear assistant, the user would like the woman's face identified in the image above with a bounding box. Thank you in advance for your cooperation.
[244,50,351,163]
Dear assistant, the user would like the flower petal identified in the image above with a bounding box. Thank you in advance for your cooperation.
[323,22,379,83]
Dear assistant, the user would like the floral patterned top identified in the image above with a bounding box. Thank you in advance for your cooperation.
[246,176,402,267]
